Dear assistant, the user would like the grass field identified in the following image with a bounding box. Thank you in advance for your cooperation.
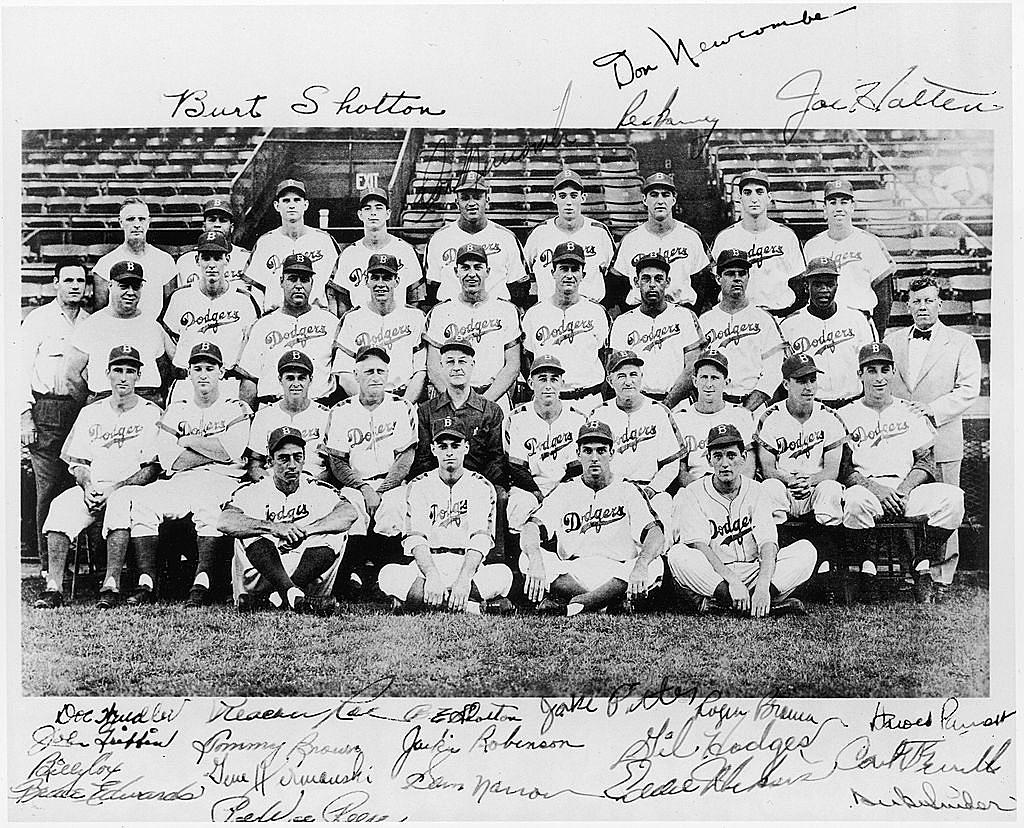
[21,576,988,698]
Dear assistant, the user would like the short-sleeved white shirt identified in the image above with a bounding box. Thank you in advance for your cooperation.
[711,220,805,310]
[524,218,615,302]
[780,306,877,401]
[425,296,522,387]
[247,401,330,478]
[245,226,340,310]
[522,299,609,391]
[156,395,252,479]
[612,221,710,307]
[839,398,935,485]
[332,236,423,308]
[403,469,496,556]
[61,397,161,488]
[755,401,847,476]
[161,285,260,372]
[504,403,587,495]
[69,310,167,393]
[591,400,681,487]
[698,304,785,398]
[332,305,426,392]
[674,476,776,564]
[672,402,755,478]
[425,221,528,303]
[322,395,418,489]
[803,228,896,312]
[174,245,252,293]
[610,305,703,396]
[93,243,177,320]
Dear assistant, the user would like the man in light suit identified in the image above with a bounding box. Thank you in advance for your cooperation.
[884,277,981,594]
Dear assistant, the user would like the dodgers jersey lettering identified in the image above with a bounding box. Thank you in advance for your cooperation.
[332,305,426,391]
[69,310,167,393]
[803,228,896,312]
[522,299,609,391]
[523,217,615,302]
[839,398,934,485]
[698,304,785,398]
[403,469,496,556]
[93,243,177,320]
[610,305,703,396]
[675,476,777,565]
[781,306,877,400]
[247,401,330,478]
[711,220,806,310]
[226,476,346,537]
[245,227,341,309]
[672,402,755,478]
[61,398,161,488]
[755,402,847,475]
[155,396,251,479]
[503,403,587,495]
[332,236,423,308]
[425,221,528,303]
[161,285,260,371]
[425,296,522,386]
[321,395,418,489]
[612,222,710,307]
[591,400,681,487]
[174,245,253,293]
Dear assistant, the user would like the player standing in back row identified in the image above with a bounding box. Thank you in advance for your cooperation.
[174,197,256,300]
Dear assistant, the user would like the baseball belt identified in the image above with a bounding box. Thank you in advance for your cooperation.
[723,392,747,405]
[642,390,669,402]
[820,395,860,409]
[560,382,604,401]
[88,388,163,405]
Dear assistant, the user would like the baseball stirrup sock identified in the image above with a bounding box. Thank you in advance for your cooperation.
[134,536,160,580]
[291,546,336,588]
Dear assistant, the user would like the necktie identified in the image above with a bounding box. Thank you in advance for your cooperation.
[912,328,932,341]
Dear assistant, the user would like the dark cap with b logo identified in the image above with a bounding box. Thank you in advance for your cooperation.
[359,187,389,206]
[202,196,233,217]
[196,230,231,254]
[277,349,313,375]
[367,252,399,276]
[642,172,676,193]
[189,341,223,366]
[275,179,307,198]
[695,349,729,377]
[282,253,315,275]
[552,169,584,191]
[782,352,824,379]
[354,345,390,364]
[706,423,744,450]
[454,171,489,192]
[529,354,565,376]
[432,417,468,443]
[268,425,306,455]
[716,248,751,271]
[859,341,894,367]
[108,344,143,368]
[456,243,488,265]
[110,260,144,282]
[804,256,840,281]
[634,251,670,274]
[551,241,585,266]
[577,421,614,446]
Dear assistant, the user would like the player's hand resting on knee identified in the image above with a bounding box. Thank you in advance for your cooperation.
[750,583,771,618]
[424,574,446,608]
[525,566,547,604]
[447,576,472,612]
[628,560,649,600]
[728,578,751,613]
[868,481,905,516]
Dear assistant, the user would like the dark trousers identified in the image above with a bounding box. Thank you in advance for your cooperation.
[28,396,80,566]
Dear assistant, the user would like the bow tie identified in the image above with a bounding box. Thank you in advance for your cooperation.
[911,328,932,341]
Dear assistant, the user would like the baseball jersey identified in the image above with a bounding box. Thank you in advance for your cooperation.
[321,395,418,490]
[504,403,587,495]
[424,296,522,387]
[610,305,703,396]
[247,401,330,478]
[332,236,424,308]
[93,243,177,320]
[69,310,167,393]
[591,400,681,489]
[403,469,496,556]
[711,220,805,310]
[612,221,710,307]
[521,299,609,391]
[174,245,253,292]
[425,221,528,303]
[524,217,615,302]
[839,398,935,486]
[161,285,261,372]
[755,401,847,476]
[672,402,756,478]
[156,395,251,479]
[803,228,896,312]
[698,304,785,398]
[61,397,161,488]
[676,476,777,564]
[225,476,359,542]
[781,306,877,400]
[236,307,340,401]
[530,477,658,562]
[245,226,341,309]
[332,305,426,392]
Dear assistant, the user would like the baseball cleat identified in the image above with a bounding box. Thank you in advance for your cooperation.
[289,594,308,613]
[185,585,210,608]
[126,586,155,606]
[309,596,340,617]
[390,597,406,615]
[931,582,949,604]
[236,594,258,613]
[912,571,934,604]
[770,597,808,616]
[96,589,120,610]
[535,597,569,616]
[858,572,879,605]
[607,597,635,615]
[483,597,516,616]
[34,590,63,609]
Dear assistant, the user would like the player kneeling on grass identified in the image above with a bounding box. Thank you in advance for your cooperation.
[520,421,665,616]
[378,419,513,615]
[667,424,816,617]
[219,426,365,614]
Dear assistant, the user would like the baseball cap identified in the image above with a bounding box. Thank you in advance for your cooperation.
[359,186,389,207]
[454,171,489,192]
[195,230,231,254]
[188,341,223,366]
[275,179,307,199]
[551,241,585,267]
[456,243,488,265]
[858,341,894,367]
[353,345,390,364]
[552,169,584,191]
[439,338,475,357]
[804,256,840,281]
[737,169,771,191]
[634,251,670,274]
[109,260,144,283]
[824,179,855,200]
[782,352,824,380]
[432,417,468,443]
[107,344,143,368]
[607,349,644,373]
[202,196,233,218]
[282,253,315,275]
[694,349,729,377]
[268,425,305,455]
[716,248,751,271]
[641,172,676,193]
[529,354,565,377]
[576,421,614,446]
[366,252,399,276]
[277,349,313,375]
[706,423,744,450]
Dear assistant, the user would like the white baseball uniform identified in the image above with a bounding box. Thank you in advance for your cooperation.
[612,221,710,307]
[331,236,423,308]
[610,305,703,397]
[591,399,681,490]
[522,299,609,394]
[711,220,805,310]
[245,227,341,310]
[425,221,528,303]
[247,401,330,479]
[672,402,755,479]
[804,228,896,312]
[781,306,877,402]
[161,285,260,372]
[174,245,253,292]
[69,310,168,394]
[524,217,615,302]
[698,304,785,400]
[424,296,522,388]
[321,395,418,490]
[332,305,426,394]
[93,243,177,320]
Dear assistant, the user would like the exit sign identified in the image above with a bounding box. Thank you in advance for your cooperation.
[355,172,380,191]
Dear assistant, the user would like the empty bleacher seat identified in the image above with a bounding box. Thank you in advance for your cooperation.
[154,164,188,178]
[43,163,80,178]
[202,150,237,164]
[190,163,227,179]
[40,243,88,261]
[24,181,63,198]
[909,236,959,256]
[79,163,118,179]
[162,194,202,214]
[117,164,153,179]
[48,195,87,214]
[22,163,44,179]
[21,196,46,215]
[97,151,130,165]
[83,195,122,214]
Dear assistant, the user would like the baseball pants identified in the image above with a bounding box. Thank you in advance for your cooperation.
[667,539,816,599]
[935,460,962,584]
[842,483,964,532]
[507,487,541,533]
[761,478,844,525]
[519,550,664,593]
[28,395,79,563]
[42,483,135,540]
[565,392,603,417]
[130,471,242,537]
[367,485,406,537]
[232,533,345,599]
[378,552,513,602]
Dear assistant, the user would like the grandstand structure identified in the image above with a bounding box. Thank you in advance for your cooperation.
[19,125,994,561]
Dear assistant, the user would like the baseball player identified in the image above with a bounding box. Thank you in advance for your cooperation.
[174,197,256,298]
[521,241,609,415]
[610,172,711,309]
[523,169,616,304]
[803,179,896,335]
[220,426,366,613]
[698,248,785,411]
[246,350,329,481]
[609,251,703,405]
[521,421,665,616]
[125,342,252,607]
[671,350,755,485]
[424,171,529,307]
[780,256,877,408]
[33,346,161,609]
[667,424,816,616]
[711,170,806,314]
[91,197,177,320]
[503,355,587,531]
[378,419,514,614]
[838,342,965,603]
[424,243,522,410]
[244,179,341,312]
[161,230,261,406]
[332,252,427,405]
[235,253,341,408]
[331,187,424,312]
